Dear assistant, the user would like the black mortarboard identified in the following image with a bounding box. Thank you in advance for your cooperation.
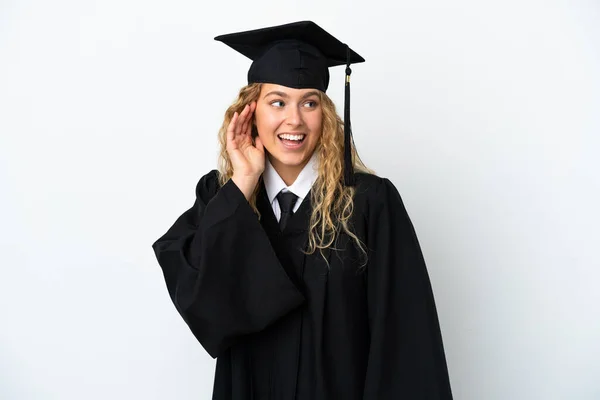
[214,21,365,186]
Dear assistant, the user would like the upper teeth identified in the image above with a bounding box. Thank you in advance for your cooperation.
[279,134,305,141]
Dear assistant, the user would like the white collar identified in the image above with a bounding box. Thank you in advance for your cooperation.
[263,151,319,205]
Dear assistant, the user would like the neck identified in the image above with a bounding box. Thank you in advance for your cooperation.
[269,155,309,186]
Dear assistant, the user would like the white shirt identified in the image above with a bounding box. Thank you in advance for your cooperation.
[263,151,319,222]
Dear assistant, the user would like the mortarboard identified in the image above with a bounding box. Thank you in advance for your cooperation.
[214,20,365,186]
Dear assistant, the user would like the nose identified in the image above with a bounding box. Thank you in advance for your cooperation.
[285,105,303,127]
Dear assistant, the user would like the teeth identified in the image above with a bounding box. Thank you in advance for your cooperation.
[278,134,305,141]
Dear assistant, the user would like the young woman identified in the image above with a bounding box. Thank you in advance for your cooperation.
[152,21,453,400]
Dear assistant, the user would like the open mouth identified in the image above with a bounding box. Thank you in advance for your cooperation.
[277,133,306,146]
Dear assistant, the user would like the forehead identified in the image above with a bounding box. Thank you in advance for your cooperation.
[259,83,321,98]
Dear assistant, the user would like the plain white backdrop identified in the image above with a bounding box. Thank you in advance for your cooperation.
[1,0,599,399]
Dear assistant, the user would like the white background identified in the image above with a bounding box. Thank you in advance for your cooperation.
[1,0,599,399]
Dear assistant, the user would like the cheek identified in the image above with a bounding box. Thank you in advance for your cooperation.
[308,112,323,138]
[256,109,282,133]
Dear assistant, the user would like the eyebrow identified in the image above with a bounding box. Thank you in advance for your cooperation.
[263,90,320,100]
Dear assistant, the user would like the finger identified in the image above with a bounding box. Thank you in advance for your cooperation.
[239,104,251,136]
[242,102,256,136]
[227,112,239,144]
[234,106,246,138]
[245,102,256,135]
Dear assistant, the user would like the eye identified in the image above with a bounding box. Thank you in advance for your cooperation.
[304,100,318,108]
[271,100,285,108]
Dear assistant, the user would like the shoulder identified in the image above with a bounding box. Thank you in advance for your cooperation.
[352,172,405,216]
[353,172,384,192]
[194,169,223,202]
[353,172,401,199]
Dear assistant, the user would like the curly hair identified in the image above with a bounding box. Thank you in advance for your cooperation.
[216,83,375,267]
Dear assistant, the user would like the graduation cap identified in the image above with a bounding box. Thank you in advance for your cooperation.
[214,20,365,186]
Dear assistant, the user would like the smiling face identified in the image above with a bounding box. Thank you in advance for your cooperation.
[254,83,323,182]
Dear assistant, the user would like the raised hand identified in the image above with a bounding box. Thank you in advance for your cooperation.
[226,102,264,199]
[226,102,264,177]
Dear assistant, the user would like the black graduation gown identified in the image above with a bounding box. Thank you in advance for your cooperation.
[152,169,453,400]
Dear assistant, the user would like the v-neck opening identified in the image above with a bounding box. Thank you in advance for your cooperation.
[259,181,312,234]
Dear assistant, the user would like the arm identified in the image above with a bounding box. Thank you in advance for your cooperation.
[363,177,453,399]
[152,171,305,358]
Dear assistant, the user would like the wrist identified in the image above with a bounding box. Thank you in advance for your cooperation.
[231,174,259,201]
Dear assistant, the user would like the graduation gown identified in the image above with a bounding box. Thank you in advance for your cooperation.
[152,169,453,399]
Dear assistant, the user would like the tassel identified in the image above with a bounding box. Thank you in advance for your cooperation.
[343,44,356,186]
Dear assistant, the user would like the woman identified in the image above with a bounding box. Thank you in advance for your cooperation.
[152,21,453,399]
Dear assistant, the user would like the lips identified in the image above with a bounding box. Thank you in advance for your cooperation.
[277,133,306,149]
[277,133,306,141]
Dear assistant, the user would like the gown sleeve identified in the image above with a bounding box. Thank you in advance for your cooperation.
[152,170,305,359]
[362,177,453,399]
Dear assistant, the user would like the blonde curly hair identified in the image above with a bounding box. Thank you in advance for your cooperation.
[216,83,374,267]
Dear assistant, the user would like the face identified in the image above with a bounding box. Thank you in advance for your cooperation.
[254,83,323,173]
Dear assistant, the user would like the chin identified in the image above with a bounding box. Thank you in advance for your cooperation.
[269,152,308,167]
